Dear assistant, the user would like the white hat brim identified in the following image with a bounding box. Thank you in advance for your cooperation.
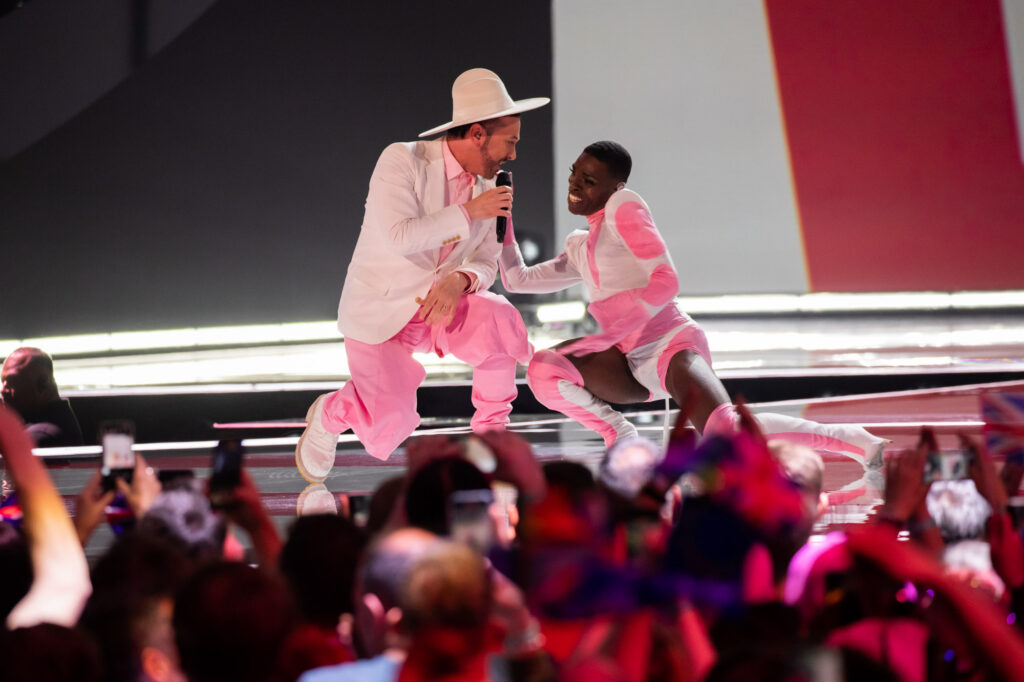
[418,97,550,138]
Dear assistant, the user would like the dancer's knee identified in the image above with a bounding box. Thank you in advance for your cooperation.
[703,402,739,437]
[457,294,532,365]
[526,349,581,401]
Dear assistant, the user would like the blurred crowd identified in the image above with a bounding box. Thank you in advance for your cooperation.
[2,347,1024,681]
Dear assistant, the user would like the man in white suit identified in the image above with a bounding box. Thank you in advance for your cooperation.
[296,68,548,481]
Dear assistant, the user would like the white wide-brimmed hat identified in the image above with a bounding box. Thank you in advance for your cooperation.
[418,68,549,138]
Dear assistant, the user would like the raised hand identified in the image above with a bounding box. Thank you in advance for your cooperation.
[464,185,513,221]
[114,454,162,518]
[72,471,115,546]
[476,429,545,502]
[879,427,933,524]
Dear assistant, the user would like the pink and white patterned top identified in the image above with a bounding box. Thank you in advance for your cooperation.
[500,189,691,352]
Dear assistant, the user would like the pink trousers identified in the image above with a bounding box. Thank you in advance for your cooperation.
[320,291,532,460]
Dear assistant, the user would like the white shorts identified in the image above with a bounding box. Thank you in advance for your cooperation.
[625,321,713,401]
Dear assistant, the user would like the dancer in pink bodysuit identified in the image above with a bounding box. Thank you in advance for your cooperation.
[501,141,883,462]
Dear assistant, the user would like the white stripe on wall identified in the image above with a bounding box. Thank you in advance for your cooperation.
[1002,0,1024,167]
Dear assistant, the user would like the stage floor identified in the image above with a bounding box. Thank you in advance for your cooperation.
[33,377,1024,562]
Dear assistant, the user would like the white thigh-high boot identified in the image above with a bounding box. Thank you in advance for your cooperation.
[527,349,639,448]
[703,403,885,468]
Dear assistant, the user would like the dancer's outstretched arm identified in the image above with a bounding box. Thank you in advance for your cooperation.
[498,217,583,294]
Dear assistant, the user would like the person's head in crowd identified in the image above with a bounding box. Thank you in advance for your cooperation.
[665,493,763,606]
[769,438,827,548]
[0,622,102,682]
[279,513,366,631]
[0,346,83,447]
[535,459,612,544]
[511,460,635,622]
[663,431,810,614]
[599,435,664,501]
[398,539,493,678]
[927,479,1005,603]
[403,455,490,537]
[942,541,1006,605]
[352,526,438,659]
[927,478,991,543]
[597,436,674,533]
[78,532,191,682]
[0,347,59,417]
[173,561,296,682]
[520,460,604,538]
[365,475,405,537]
[544,459,597,495]
[136,486,226,561]
[0,521,31,623]
[277,514,366,680]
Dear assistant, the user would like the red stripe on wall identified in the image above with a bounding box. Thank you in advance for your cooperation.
[765,0,1024,292]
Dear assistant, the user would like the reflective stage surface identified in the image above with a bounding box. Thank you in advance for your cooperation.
[33,377,1024,562]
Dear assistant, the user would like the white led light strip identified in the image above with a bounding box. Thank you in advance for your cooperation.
[675,290,1024,315]
[2,291,1021,361]
[0,321,341,358]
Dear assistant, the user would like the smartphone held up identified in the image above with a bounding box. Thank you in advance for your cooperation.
[923,449,972,482]
[208,438,244,509]
[100,420,135,491]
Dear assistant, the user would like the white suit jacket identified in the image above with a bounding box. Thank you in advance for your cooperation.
[337,139,501,344]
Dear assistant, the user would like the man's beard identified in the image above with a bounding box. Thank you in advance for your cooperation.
[480,142,501,179]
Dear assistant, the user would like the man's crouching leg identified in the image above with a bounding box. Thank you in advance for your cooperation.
[296,335,426,482]
[448,291,533,433]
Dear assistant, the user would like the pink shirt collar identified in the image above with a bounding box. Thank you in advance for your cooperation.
[442,138,471,182]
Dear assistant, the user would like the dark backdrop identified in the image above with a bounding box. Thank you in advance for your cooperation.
[0,0,554,338]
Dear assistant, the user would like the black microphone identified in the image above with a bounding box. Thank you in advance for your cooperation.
[495,170,512,243]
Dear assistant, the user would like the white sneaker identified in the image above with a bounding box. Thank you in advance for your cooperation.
[295,394,339,483]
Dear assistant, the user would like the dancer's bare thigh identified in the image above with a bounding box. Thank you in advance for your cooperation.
[553,339,650,405]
